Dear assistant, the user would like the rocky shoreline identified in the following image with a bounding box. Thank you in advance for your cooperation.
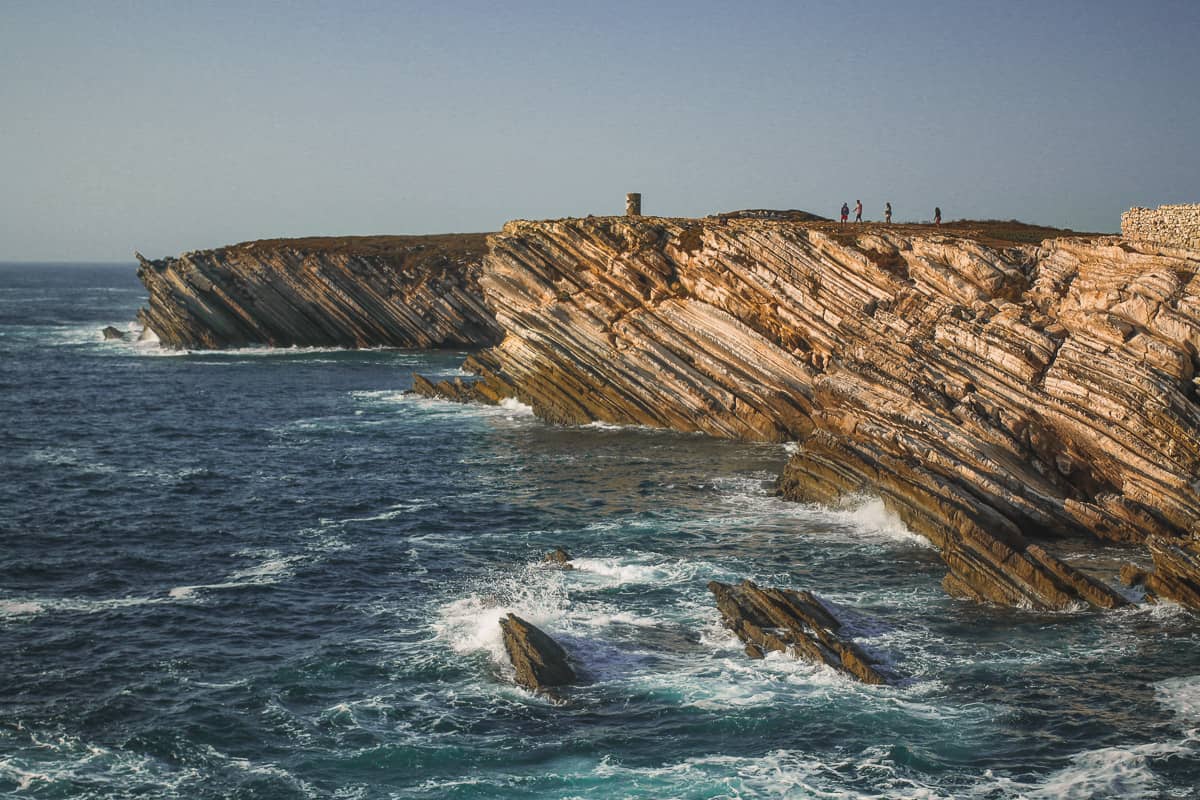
[136,215,1200,614]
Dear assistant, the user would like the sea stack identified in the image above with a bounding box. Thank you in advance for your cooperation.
[499,613,576,701]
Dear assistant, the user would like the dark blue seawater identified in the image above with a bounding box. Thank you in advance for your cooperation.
[2,262,1200,798]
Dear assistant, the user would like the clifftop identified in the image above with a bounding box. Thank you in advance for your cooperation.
[226,232,491,262]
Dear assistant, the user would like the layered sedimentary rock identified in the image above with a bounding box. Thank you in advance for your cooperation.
[499,613,576,701]
[456,216,1200,610]
[708,580,892,684]
[1122,537,1200,607]
[136,234,501,349]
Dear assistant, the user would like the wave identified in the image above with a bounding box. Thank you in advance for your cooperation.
[0,728,317,798]
[1156,674,1200,723]
[1028,739,1189,800]
[169,550,303,599]
[0,593,169,620]
[567,556,704,587]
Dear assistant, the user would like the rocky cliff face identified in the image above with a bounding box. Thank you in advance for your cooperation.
[136,234,501,349]
[451,217,1200,610]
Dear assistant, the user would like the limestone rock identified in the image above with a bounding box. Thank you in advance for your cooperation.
[135,234,502,350]
[708,579,892,684]
[101,326,127,340]
[463,216,1200,610]
[498,613,576,700]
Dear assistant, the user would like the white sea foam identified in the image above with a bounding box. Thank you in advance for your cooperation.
[169,550,302,599]
[0,594,169,618]
[336,500,436,523]
[0,600,45,618]
[587,746,955,799]
[498,397,534,416]
[568,557,680,586]
[1156,674,1200,723]
[140,343,395,358]
[1028,741,1178,800]
[433,568,570,666]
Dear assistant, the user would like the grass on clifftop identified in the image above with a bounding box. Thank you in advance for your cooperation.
[225,218,1108,263]
[819,218,1113,249]
[231,233,492,260]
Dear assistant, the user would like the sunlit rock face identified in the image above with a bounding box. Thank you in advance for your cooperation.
[464,216,1200,610]
[136,234,501,350]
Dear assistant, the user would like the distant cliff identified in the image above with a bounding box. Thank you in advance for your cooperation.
[136,234,501,349]
[428,216,1200,611]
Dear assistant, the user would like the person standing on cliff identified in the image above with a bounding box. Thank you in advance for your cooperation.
[854,200,863,223]
[934,207,942,226]
[840,202,849,224]
[885,202,892,224]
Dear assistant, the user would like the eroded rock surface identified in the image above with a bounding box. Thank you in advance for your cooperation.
[708,579,892,684]
[135,235,501,349]
[460,216,1199,609]
[1123,537,1200,607]
[499,613,576,700]
[101,326,127,341]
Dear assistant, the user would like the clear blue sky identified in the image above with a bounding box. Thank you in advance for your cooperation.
[2,0,1197,260]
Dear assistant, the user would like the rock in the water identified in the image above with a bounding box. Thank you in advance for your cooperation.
[708,579,892,685]
[101,325,127,340]
[1125,536,1200,607]
[460,216,1197,610]
[499,613,576,700]
[543,547,574,569]
[135,234,502,350]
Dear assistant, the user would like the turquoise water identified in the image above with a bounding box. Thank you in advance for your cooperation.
[2,263,1199,798]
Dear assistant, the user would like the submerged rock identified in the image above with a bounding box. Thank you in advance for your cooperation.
[101,325,127,340]
[499,613,576,700]
[708,579,893,685]
[543,547,574,569]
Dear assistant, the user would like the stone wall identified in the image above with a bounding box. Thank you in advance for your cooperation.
[1121,204,1200,249]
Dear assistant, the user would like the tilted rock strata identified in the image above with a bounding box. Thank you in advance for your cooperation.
[136,234,501,349]
[1122,537,1200,607]
[461,217,1200,609]
[498,613,576,700]
[708,580,892,685]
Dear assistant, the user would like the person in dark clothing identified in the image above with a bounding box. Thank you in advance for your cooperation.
[854,200,863,222]
[934,207,942,226]
[840,203,849,224]
[884,202,892,224]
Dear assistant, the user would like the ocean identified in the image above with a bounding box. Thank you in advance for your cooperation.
[2,262,1199,798]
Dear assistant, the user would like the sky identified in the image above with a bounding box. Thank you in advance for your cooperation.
[2,0,1198,261]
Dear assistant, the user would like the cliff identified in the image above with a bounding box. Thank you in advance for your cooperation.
[136,234,501,349]
[430,216,1200,610]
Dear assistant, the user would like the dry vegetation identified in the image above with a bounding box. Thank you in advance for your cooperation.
[231,233,492,261]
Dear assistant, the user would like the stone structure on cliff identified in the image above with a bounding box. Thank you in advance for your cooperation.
[423,216,1199,611]
[136,234,501,350]
[1122,204,1200,250]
